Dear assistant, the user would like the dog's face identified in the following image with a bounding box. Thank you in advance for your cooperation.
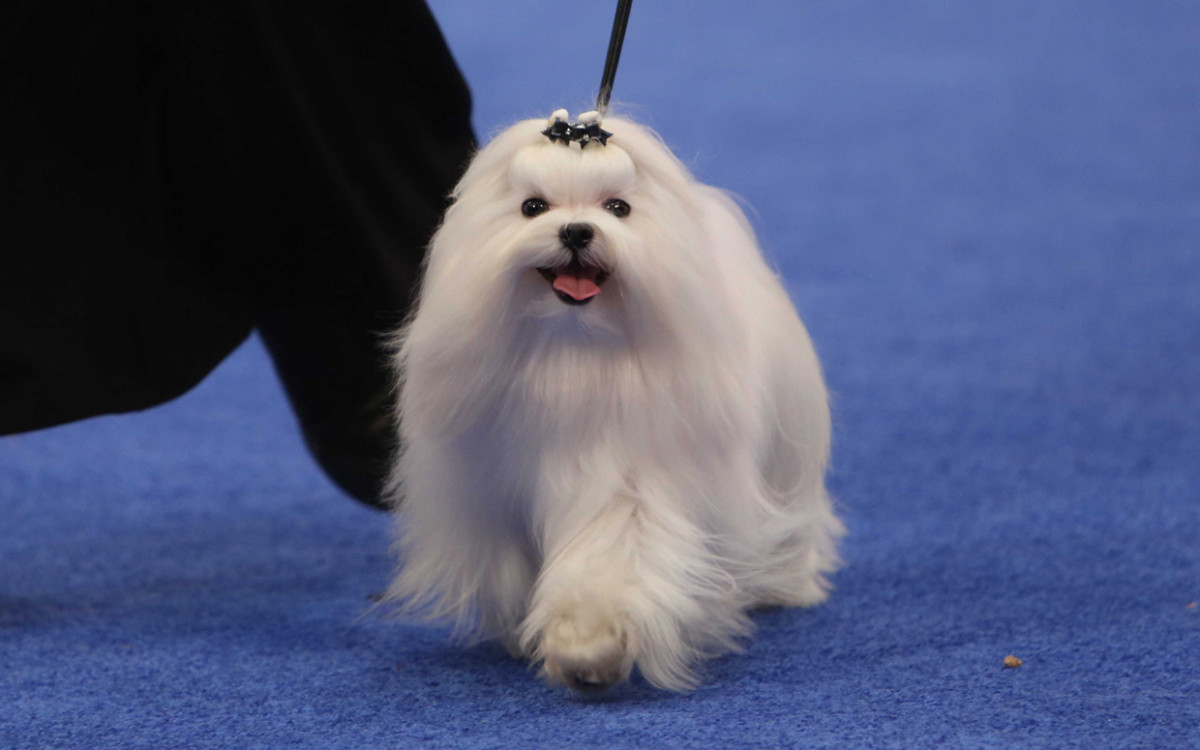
[503,137,636,321]
[421,116,720,346]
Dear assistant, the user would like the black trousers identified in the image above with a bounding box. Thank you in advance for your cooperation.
[0,1,476,507]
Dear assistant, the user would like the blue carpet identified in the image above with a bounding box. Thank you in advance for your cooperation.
[3,2,1198,747]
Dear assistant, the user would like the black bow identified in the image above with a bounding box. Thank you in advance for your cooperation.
[542,117,613,148]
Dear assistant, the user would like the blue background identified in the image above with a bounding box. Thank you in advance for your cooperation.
[3,2,1197,747]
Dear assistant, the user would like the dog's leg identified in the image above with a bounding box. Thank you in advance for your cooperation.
[744,489,844,611]
[388,446,538,645]
[520,492,747,692]
[519,497,639,692]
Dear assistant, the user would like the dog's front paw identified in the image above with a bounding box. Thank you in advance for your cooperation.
[535,609,634,692]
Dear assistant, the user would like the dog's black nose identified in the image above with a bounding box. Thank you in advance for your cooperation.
[559,223,594,251]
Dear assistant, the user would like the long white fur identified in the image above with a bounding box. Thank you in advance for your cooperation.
[385,114,843,691]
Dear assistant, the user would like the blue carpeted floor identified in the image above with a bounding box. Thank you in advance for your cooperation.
[3,2,1198,747]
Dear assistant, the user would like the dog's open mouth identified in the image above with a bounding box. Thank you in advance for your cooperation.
[537,260,610,306]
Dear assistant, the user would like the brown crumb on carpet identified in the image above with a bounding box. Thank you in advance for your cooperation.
[1186,602,1197,610]
[1004,655,1023,669]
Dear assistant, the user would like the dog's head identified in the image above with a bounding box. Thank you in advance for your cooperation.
[418,112,738,348]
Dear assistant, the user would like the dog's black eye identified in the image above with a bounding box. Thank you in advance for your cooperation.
[603,198,631,218]
[521,198,549,218]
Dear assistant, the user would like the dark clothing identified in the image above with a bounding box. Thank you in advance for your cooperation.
[0,2,475,506]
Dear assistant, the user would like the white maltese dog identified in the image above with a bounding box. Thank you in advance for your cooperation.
[385,110,842,692]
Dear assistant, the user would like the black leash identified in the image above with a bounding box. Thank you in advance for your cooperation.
[542,0,634,147]
[596,0,633,115]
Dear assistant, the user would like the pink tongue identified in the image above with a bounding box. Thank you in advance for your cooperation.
[552,272,602,301]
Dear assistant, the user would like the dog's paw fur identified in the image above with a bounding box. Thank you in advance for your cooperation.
[536,608,634,692]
